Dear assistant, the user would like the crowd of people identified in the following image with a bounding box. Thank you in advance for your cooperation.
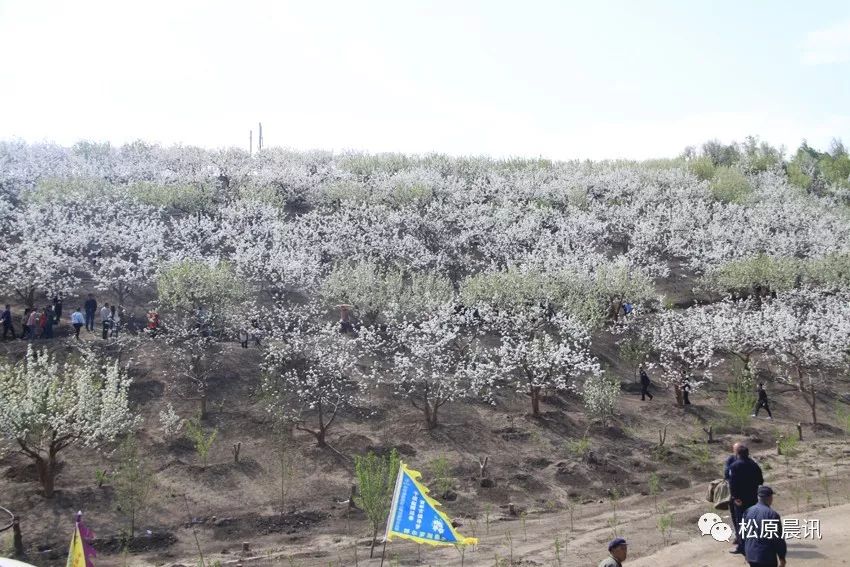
[1,294,123,342]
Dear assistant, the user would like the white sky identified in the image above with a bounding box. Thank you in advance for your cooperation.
[1,1,849,160]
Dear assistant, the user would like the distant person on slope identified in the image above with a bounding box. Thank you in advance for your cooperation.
[36,308,47,338]
[26,308,39,341]
[110,305,120,338]
[84,293,98,332]
[1,304,15,340]
[728,445,764,555]
[743,486,787,567]
[682,378,692,405]
[101,303,111,339]
[598,538,628,567]
[42,306,54,339]
[71,307,85,340]
[752,383,773,419]
[20,308,31,340]
[639,364,653,401]
[52,296,63,323]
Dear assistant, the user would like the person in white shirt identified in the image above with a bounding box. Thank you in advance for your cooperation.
[70,308,85,340]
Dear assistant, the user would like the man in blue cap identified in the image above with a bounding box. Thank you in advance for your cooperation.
[598,538,627,567]
[742,486,786,567]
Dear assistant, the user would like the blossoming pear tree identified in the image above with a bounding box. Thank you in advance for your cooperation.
[0,347,137,497]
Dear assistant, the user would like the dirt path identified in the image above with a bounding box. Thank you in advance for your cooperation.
[628,503,850,567]
[170,467,849,567]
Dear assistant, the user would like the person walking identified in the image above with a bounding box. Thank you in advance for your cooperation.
[1,305,15,340]
[598,538,628,566]
[84,294,97,332]
[36,308,47,338]
[52,296,63,324]
[682,378,692,405]
[20,308,31,340]
[752,383,773,419]
[250,319,263,347]
[146,310,160,337]
[42,307,54,339]
[26,308,39,341]
[70,307,85,340]
[742,486,787,567]
[109,305,120,338]
[101,303,111,339]
[639,364,653,401]
[728,445,764,555]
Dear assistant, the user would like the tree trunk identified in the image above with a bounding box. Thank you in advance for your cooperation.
[115,281,128,310]
[674,383,684,407]
[12,516,23,556]
[35,453,57,498]
[809,384,817,426]
[199,392,207,420]
[17,286,36,309]
[315,401,328,447]
[530,386,541,416]
[422,401,439,430]
[797,365,817,425]
[369,527,378,558]
[315,426,327,447]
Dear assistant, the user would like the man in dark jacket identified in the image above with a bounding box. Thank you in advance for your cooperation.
[724,441,741,480]
[52,296,63,324]
[83,294,97,332]
[1,305,15,340]
[639,364,653,401]
[752,383,773,419]
[742,486,786,567]
[728,445,764,555]
[724,441,742,549]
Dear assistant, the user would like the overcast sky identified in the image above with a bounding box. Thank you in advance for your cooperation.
[1,1,849,160]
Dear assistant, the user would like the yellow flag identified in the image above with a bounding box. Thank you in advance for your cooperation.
[66,524,86,567]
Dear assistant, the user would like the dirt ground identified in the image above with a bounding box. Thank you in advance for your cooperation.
[2,279,850,566]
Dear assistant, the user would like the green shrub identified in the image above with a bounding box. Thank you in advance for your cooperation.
[354,449,400,558]
[709,166,752,203]
[185,414,217,469]
[566,436,591,462]
[428,456,454,497]
[113,436,154,538]
[835,403,850,436]
[706,254,800,296]
[131,181,215,214]
[727,382,756,434]
[689,156,716,181]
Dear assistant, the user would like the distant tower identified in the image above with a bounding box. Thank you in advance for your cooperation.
[249,130,253,155]
[258,122,263,151]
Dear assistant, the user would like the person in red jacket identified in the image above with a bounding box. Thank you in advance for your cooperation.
[37,309,47,338]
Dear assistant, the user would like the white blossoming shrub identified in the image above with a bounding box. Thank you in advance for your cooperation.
[159,403,184,440]
[582,372,621,426]
[0,346,137,497]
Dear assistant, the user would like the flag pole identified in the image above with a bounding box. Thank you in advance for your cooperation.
[380,462,405,567]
